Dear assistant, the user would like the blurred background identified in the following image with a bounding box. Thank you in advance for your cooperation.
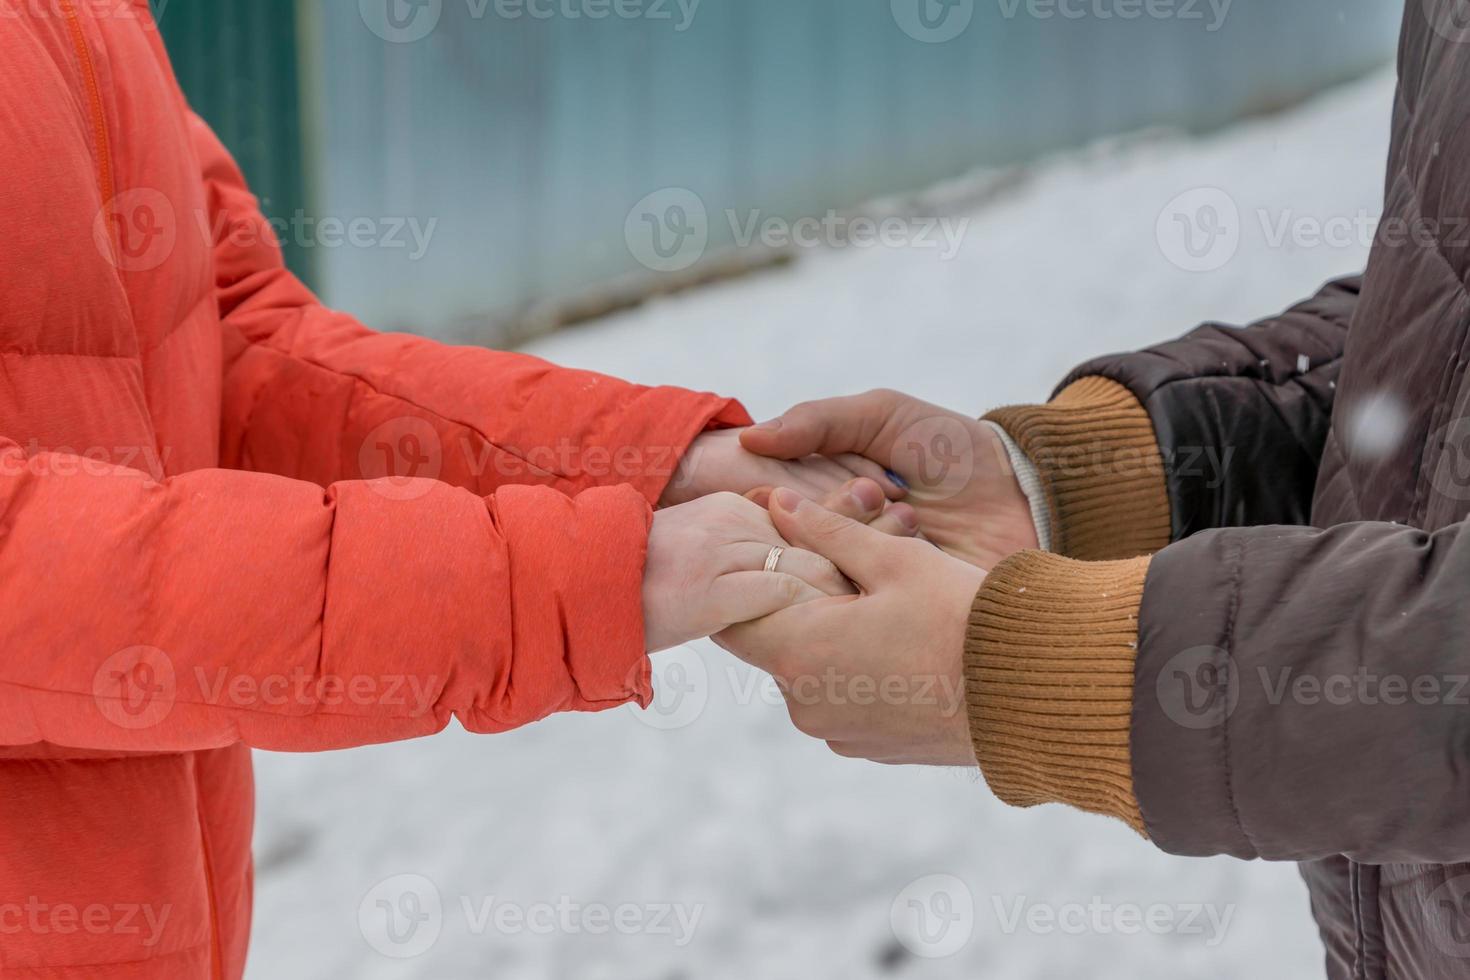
[156,1,1402,977]
[161,0,1394,343]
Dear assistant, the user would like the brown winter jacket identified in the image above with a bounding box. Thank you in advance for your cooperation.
[967,3,1470,977]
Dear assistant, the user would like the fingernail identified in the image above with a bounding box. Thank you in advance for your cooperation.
[892,503,921,532]
[849,479,884,512]
[750,418,783,432]
[772,487,803,512]
[884,469,910,492]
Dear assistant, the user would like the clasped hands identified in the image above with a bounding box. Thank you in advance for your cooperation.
[646,390,1040,766]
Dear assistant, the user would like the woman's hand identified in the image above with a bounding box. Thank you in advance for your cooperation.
[644,479,921,653]
[643,492,854,652]
[714,488,987,766]
[657,428,904,509]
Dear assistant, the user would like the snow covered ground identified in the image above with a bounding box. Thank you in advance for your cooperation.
[246,68,1395,980]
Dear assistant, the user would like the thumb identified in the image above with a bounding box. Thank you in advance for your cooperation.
[740,390,905,463]
[768,487,899,588]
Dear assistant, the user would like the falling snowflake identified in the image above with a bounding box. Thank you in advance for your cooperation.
[1342,391,1410,460]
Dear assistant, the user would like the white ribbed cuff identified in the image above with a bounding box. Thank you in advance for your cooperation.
[982,420,1052,553]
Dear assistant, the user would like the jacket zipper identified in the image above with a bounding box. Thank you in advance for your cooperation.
[59,0,116,210]
[57,12,223,976]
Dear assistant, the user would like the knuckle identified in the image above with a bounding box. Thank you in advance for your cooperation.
[810,558,853,595]
[786,399,819,416]
[819,485,855,510]
[808,508,852,536]
[709,492,760,532]
[707,490,746,509]
[777,574,807,605]
[767,650,805,686]
[778,401,822,429]
[787,705,825,739]
[891,536,935,565]
[861,388,900,409]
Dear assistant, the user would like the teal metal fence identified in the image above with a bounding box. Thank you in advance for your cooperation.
[157,0,317,286]
[162,1,1399,344]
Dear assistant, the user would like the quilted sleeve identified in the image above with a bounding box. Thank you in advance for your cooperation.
[191,114,749,502]
[0,440,654,753]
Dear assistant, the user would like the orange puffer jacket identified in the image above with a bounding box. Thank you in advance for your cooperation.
[0,3,746,976]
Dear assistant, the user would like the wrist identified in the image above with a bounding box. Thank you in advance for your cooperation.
[657,432,714,509]
[641,509,678,652]
[980,420,1048,551]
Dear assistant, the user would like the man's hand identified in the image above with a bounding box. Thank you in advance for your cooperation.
[714,488,987,766]
[739,391,1038,568]
[658,428,904,509]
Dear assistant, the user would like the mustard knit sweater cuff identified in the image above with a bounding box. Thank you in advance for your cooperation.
[984,376,1171,561]
[966,377,1170,834]
[966,552,1152,834]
